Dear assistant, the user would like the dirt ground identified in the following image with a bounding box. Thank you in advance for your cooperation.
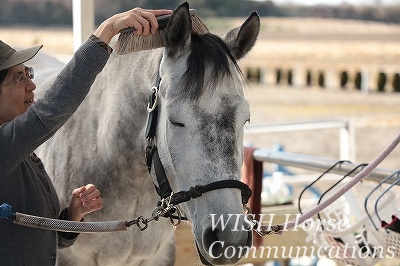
[243,84,400,173]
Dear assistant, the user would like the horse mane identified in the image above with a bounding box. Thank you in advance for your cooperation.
[181,32,245,101]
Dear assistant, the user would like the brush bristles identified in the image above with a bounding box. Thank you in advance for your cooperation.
[114,14,209,55]
[191,14,209,35]
[115,30,165,54]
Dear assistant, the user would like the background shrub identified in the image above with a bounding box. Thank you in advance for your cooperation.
[340,71,348,89]
[318,71,325,88]
[354,71,362,90]
[392,73,400,92]
[276,68,282,84]
[377,72,387,92]
[287,69,293,86]
[306,70,312,87]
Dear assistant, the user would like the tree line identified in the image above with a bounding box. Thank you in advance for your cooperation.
[1,0,400,26]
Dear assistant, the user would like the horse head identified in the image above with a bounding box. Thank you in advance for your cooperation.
[148,3,260,265]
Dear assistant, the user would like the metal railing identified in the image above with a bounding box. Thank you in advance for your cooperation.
[252,148,397,184]
[245,119,355,161]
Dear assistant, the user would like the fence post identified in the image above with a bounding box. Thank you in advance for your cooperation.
[326,69,336,91]
[73,0,95,51]
[340,121,355,162]
[361,69,370,93]
[242,147,263,247]
[260,67,267,84]
[293,66,303,89]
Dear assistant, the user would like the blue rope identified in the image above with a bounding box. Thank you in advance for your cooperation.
[0,203,16,220]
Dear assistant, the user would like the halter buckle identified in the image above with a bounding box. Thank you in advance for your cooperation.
[160,192,174,207]
[147,86,159,112]
[169,207,182,226]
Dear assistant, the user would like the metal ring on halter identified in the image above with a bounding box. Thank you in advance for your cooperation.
[169,207,182,226]
[136,216,148,231]
[147,86,159,112]
[149,206,164,222]
[244,205,252,214]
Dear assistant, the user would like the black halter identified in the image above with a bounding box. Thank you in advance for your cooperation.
[144,69,252,216]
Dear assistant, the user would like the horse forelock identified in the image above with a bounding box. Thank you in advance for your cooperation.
[180,32,244,100]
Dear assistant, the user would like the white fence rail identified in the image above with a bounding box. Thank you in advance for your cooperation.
[252,148,397,184]
[245,119,355,161]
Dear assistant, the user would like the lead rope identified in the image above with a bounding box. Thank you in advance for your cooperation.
[0,194,179,233]
[251,132,400,236]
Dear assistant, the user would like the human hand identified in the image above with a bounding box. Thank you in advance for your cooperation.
[67,184,103,221]
[94,8,172,44]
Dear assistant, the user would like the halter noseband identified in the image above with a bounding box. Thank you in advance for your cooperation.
[144,68,252,216]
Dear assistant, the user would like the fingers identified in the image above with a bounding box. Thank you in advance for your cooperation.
[93,8,172,44]
[73,184,103,210]
[128,8,172,35]
[129,10,152,36]
[138,9,172,34]
[82,196,103,211]
[71,186,85,197]
[150,9,173,17]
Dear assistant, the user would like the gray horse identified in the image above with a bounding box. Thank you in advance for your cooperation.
[33,2,260,265]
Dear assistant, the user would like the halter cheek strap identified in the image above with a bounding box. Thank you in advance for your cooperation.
[144,70,174,200]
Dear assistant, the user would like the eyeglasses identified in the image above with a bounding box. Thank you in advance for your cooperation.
[15,67,34,86]
[1,66,34,88]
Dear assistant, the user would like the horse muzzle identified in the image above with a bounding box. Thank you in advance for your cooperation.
[194,213,253,265]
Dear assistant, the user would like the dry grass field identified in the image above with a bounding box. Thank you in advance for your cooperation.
[3,16,400,64]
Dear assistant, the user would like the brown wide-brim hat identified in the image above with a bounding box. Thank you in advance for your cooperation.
[0,40,43,71]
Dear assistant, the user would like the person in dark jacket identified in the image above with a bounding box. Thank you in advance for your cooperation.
[0,7,171,265]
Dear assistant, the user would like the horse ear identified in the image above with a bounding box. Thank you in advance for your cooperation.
[164,2,192,57]
[223,12,260,60]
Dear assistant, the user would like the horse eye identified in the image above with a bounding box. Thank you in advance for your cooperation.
[171,121,185,127]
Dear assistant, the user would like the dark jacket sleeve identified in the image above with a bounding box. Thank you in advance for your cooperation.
[57,207,83,249]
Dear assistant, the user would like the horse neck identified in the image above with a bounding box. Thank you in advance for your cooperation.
[84,49,163,163]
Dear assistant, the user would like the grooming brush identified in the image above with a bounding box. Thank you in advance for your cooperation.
[114,8,209,54]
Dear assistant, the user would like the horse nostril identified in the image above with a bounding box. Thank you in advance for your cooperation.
[201,225,252,263]
[203,227,221,255]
